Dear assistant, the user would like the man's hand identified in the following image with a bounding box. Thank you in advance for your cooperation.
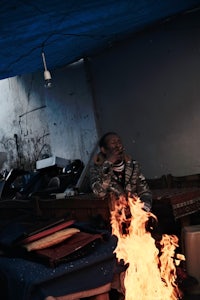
[106,147,125,164]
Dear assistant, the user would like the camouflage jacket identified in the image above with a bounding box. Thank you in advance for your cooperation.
[90,152,152,211]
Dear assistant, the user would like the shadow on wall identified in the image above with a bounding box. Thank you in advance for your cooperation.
[0,152,7,170]
[0,134,51,171]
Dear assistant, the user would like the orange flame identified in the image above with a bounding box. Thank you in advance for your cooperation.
[110,194,184,300]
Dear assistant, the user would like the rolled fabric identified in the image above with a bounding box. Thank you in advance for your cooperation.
[24,227,80,251]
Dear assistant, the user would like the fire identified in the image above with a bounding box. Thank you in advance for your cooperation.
[110,194,184,300]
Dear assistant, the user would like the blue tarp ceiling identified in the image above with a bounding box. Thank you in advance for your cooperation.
[1,0,200,80]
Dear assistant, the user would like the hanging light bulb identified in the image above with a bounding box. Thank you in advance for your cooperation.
[42,52,52,88]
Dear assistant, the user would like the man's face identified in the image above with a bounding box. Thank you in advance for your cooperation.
[102,134,125,163]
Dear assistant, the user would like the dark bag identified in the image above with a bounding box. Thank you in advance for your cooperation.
[0,218,103,268]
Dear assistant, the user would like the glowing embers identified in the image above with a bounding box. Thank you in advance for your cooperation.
[110,195,185,300]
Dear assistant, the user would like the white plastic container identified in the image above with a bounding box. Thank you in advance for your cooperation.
[182,224,200,294]
[36,156,70,170]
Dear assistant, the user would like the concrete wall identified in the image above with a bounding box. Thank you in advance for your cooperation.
[90,10,200,178]
[0,60,98,172]
[45,60,98,162]
[0,74,50,170]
